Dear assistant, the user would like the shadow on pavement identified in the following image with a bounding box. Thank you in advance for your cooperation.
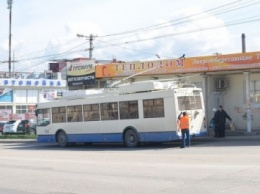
[2,136,260,152]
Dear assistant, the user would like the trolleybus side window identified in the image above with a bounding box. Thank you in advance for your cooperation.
[52,106,66,123]
[119,100,139,119]
[67,105,83,122]
[37,108,50,126]
[143,98,164,118]
[83,104,100,121]
[101,102,118,120]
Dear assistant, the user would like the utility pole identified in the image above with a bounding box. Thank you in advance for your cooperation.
[77,34,97,59]
[7,0,13,78]
[242,33,246,53]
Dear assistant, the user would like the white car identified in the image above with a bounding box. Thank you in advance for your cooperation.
[3,120,21,134]
[0,121,7,135]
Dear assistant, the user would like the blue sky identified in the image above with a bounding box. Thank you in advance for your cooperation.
[1,0,260,72]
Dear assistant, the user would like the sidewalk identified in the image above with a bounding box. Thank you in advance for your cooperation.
[202,128,260,141]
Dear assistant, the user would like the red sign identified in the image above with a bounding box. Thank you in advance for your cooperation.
[29,105,35,111]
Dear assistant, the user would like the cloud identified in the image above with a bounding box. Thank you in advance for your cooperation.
[92,6,234,61]
[2,0,258,73]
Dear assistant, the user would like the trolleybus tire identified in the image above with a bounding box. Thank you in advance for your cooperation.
[124,129,139,148]
[57,131,68,147]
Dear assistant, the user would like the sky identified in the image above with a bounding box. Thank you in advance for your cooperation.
[1,0,260,73]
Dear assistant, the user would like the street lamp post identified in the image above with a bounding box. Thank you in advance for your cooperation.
[7,0,13,78]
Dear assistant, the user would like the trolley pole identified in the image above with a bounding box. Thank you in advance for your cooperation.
[7,0,13,78]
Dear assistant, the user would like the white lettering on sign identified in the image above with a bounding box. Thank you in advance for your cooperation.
[1,79,66,87]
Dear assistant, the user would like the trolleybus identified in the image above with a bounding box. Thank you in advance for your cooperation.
[36,81,206,147]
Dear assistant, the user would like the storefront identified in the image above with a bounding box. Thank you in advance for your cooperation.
[95,51,260,131]
[0,77,67,121]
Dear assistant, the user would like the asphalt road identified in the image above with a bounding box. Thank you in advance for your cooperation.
[0,139,260,194]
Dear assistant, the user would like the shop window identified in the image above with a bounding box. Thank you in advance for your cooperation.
[245,81,260,104]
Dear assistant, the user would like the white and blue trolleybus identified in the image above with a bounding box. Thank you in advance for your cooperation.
[36,80,206,147]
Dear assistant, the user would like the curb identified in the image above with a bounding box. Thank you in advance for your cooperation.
[194,135,260,142]
[0,139,37,143]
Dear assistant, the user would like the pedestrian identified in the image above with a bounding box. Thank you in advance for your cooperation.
[210,108,218,137]
[178,112,190,148]
[213,105,232,138]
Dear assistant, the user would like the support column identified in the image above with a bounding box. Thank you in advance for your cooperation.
[244,72,251,133]
[202,73,208,134]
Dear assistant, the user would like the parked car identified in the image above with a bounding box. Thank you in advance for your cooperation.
[17,120,31,134]
[3,119,36,135]
[3,120,21,134]
[29,122,37,135]
[0,121,7,135]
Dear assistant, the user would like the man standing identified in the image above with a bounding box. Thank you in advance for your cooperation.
[213,105,232,138]
[178,112,190,148]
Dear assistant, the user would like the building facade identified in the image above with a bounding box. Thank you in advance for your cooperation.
[0,74,66,121]
[95,51,260,131]
[1,51,260,132]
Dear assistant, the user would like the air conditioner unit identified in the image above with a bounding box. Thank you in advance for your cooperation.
[216,79,229,89]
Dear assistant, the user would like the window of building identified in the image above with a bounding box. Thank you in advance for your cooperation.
[15,90,38,103]
[16,90,27,103]
[101,102,118,120]
[119,101,139,119]
[0,106,12,112]
[16,105,36,114]
[16,105,27,114]
[143,98,164,118]
[247,80,260,103]
[100,81,108,88]
[27,90,38,103]
[83,104,100,121]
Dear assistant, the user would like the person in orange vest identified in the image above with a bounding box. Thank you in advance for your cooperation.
[178,112,191,148]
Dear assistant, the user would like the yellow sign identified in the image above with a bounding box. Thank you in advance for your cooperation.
[96,51,260,78]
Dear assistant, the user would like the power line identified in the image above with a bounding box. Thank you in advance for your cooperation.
[16,37,81,59]
[92,0,260,50]
[98,0,246,38]
[96,39,168,59]
[95,15,260,46]
[5,0,260,72]
[14,43,89,72]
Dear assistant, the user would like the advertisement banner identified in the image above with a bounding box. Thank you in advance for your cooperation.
[0,109,11,121]
[0,88,13,102]
[95,51,260,78]
[67,60,95,86]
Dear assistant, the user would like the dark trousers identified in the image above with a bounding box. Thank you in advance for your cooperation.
[181,129,190,148]
[216,123,226,137]
[214,127,219,137]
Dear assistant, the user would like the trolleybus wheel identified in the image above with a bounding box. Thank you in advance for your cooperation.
[124,129,139,148]
[57,131,68,147]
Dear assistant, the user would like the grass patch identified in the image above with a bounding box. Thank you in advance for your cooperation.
[0,134,36,139]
